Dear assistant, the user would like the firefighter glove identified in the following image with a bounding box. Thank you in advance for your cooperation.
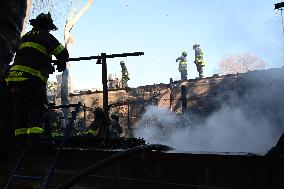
[56,62,66,72]
[48,64,55,74]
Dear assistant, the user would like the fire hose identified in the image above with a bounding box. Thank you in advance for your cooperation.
[55,144,173,189]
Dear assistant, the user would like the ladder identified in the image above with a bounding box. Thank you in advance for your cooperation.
[5,102,82,189]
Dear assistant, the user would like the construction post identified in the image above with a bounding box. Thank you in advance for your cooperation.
[169,78,173,109]
[101,53,109,139]
[127,99,132,137]
[101,53,108,113]
[181,85,187,114]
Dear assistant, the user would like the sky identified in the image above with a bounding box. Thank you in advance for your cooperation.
[46,0,284,91]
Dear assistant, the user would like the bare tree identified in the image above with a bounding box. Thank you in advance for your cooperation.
[218,53,267,75]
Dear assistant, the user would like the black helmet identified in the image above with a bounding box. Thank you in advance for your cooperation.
[182,51,187,56]
[120,61,125,65]
[29,12,57,31]
[193,44,200,49]
[93,107,105,117]
[111,113,119,121]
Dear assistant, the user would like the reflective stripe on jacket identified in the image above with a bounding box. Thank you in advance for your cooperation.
[179,61,187,70]
[86,128,97,136]
[19,42,65,57]
[6,65,48,83]
[195,48,206,66]
[15,127,44,136]
[11,29,68,79]
[19,42,51,58]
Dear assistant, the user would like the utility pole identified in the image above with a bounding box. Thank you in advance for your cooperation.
[275,2,284,35]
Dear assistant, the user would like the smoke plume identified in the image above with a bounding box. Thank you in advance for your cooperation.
[134,71,284,155]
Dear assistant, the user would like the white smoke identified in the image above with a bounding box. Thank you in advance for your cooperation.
[134,105,279,155]
[134,71,284,155]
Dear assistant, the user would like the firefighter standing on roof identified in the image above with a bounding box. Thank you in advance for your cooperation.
[5,12,69,143]
[120,61,130,88]
[176,51,188,81]
[193,44,206,78]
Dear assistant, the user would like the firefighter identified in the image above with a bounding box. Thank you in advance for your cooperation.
[193,44,206,78]
[109,113,122,138]
[86,107,105,136]
[176,51,188,81]
[5,12,69,143]
[120,61,130,88]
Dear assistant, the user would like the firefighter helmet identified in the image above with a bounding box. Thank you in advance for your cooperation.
[29,12,58,31]
[120,61,125,65]
[111,113,119,121]
[93,107,105,118]
[193,44,200,49]
[182,52,187,56]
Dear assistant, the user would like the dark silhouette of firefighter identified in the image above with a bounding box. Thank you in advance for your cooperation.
[176,51,188,81]
[193,44,205,78]
[109,113,122,138]
[87,107,105,136]
[87,108,122,138]
[120,61,130,88]
[5,12,69,143]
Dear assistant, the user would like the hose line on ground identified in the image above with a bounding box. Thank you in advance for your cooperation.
[55,144,173,189]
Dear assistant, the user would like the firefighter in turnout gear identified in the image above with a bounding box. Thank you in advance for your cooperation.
[120,61,130,88]
[86,107,105,136]
[176,51,188,81]
[5,12,69,143]
[109,113,122,138]
[193,44,205,78]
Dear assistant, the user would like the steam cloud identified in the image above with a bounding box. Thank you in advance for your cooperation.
[135,105,279,155]
[134,71,284,155]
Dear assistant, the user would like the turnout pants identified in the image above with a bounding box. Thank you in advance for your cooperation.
[180,69,187,81]
[8,76,48,136]
[196,63,204,78]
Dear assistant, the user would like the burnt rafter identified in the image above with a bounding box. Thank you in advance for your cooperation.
[52,52,144,63]
[52,52,144,112]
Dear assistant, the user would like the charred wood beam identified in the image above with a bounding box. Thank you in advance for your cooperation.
[52,52,144,63]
